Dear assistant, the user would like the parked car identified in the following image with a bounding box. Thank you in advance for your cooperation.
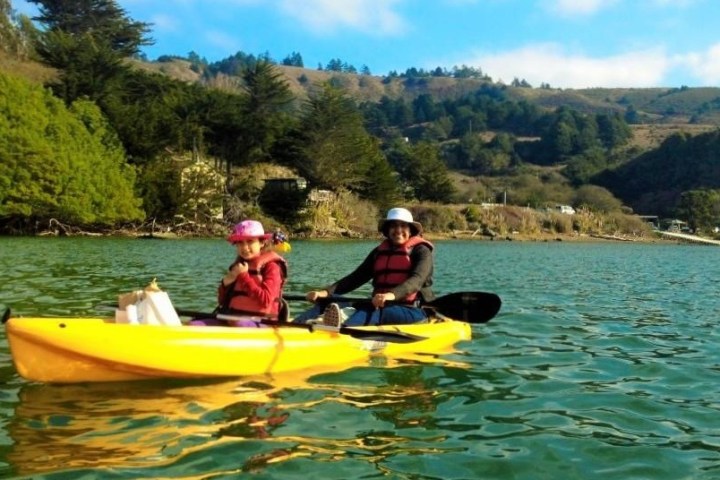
[555,205,576,215]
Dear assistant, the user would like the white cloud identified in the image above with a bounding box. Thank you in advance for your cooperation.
[547,0,701,17]
[546,0,619,17]
[650,0,700,7]
[278,0,406,35]
[462,43,672,88]
[149,14,179,32]
[204,30,243,54]
[677,42,720,85]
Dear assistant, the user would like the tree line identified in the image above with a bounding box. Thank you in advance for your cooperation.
[595,130,720,232]
[2,0,718,234]
[1,0,457,231]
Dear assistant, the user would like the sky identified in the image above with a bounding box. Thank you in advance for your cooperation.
[12,0,720,89]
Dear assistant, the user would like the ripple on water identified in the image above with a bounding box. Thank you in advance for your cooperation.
[1,239,720,479]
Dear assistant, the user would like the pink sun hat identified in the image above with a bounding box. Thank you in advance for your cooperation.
[227,220,272,243]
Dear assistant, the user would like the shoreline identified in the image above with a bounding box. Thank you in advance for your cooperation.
[424,231,682,244]
[2,226,707,246]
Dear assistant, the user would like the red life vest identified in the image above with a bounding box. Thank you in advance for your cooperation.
[372,236,433,302]
[225,251,287,317]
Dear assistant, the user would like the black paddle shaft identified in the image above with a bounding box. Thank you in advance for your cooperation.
[283,291,502,324]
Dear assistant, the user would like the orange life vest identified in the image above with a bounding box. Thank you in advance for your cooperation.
[224,251,287,317]
[372,236,433,302]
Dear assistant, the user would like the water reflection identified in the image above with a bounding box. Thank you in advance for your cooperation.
[6,372,317,477]
[5,357,474,478]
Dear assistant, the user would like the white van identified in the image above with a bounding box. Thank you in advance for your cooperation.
[556,205,576,215]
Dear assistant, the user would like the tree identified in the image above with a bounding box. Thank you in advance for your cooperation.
[325,58,343,71]
[596,112,632,149]
[678,189,720,232]
[564,147,608,185]
[0,72,143,228]
[291,83,400,207]
[28,0,153,103]
[100,70,197,162]
[0,0,30,57]
[235,60,294,167]
[388,141,455,203]
[574,185,623,213]
[281,51,303,67]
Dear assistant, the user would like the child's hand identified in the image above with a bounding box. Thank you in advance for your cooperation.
[223,261,248,286]
[232,261,249,275]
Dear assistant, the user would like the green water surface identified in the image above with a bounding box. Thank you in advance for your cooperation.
[0,237,718,479]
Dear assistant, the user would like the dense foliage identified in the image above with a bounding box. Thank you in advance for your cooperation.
[595,130,720,220]
[2,0,719,233]
[0,72,143,229]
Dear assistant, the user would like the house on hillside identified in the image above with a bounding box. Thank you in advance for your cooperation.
[262,177,308,193]
[664,219,689,232]
[259,177,310,218]
[638,215,660,230]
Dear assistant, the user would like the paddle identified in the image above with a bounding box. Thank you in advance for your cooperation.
[283,291,502,324]
[1,308,10,324]
[174,309,427,344]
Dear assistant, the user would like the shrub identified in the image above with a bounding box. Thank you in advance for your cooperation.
[412,205,467,232]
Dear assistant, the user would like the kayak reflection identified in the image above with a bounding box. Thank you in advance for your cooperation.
[6,370,328,477]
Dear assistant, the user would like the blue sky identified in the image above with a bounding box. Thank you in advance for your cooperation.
[12,0,720,89]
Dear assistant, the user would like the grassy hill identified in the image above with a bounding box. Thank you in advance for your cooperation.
[140,57,720,127]
[5,53,718,178]
[10,51,720,129]
[0,51,55,84]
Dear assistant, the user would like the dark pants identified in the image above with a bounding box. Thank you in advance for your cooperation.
[345,305,427,326]
[292,303,427,326]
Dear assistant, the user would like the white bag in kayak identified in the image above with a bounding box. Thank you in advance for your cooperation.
[115,279,182,326]
[136,290,181,326]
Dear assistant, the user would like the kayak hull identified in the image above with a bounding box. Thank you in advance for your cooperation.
[6,318,471,383]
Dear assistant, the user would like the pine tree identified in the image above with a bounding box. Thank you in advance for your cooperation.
[28,0,152,103]
[292,83,400,207]
[236,60,294,166]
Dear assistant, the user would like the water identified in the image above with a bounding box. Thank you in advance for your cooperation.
[1,237,719,479]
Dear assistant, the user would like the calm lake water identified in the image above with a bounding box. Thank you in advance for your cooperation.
[0,237,719,479]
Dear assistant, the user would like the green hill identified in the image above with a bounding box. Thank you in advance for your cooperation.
[139,57,720,126]
[4,51,719,227]
[595,129,720,217]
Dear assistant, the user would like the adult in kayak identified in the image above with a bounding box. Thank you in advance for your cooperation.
[294,207,434,327]
[190,220,287,327]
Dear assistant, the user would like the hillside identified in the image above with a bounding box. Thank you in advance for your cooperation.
[595,129,720,217]
[0,51,55,84]
[5,50,720,236]
[135,58,719,124]
[136,58,720,134]
[8,52,719,144]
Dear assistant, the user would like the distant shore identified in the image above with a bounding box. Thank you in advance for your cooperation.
[425,230,679,244]
[8,221,711,246]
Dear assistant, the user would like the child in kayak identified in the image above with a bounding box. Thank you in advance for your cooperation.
[190,220,288,327]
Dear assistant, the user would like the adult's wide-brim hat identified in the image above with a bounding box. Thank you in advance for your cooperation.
[379,207,423,237]
[227,220,272,243]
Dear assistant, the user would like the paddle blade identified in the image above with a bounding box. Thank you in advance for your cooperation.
[429,292,501,324]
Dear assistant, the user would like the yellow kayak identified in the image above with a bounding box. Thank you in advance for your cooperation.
[6,317,471,383]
